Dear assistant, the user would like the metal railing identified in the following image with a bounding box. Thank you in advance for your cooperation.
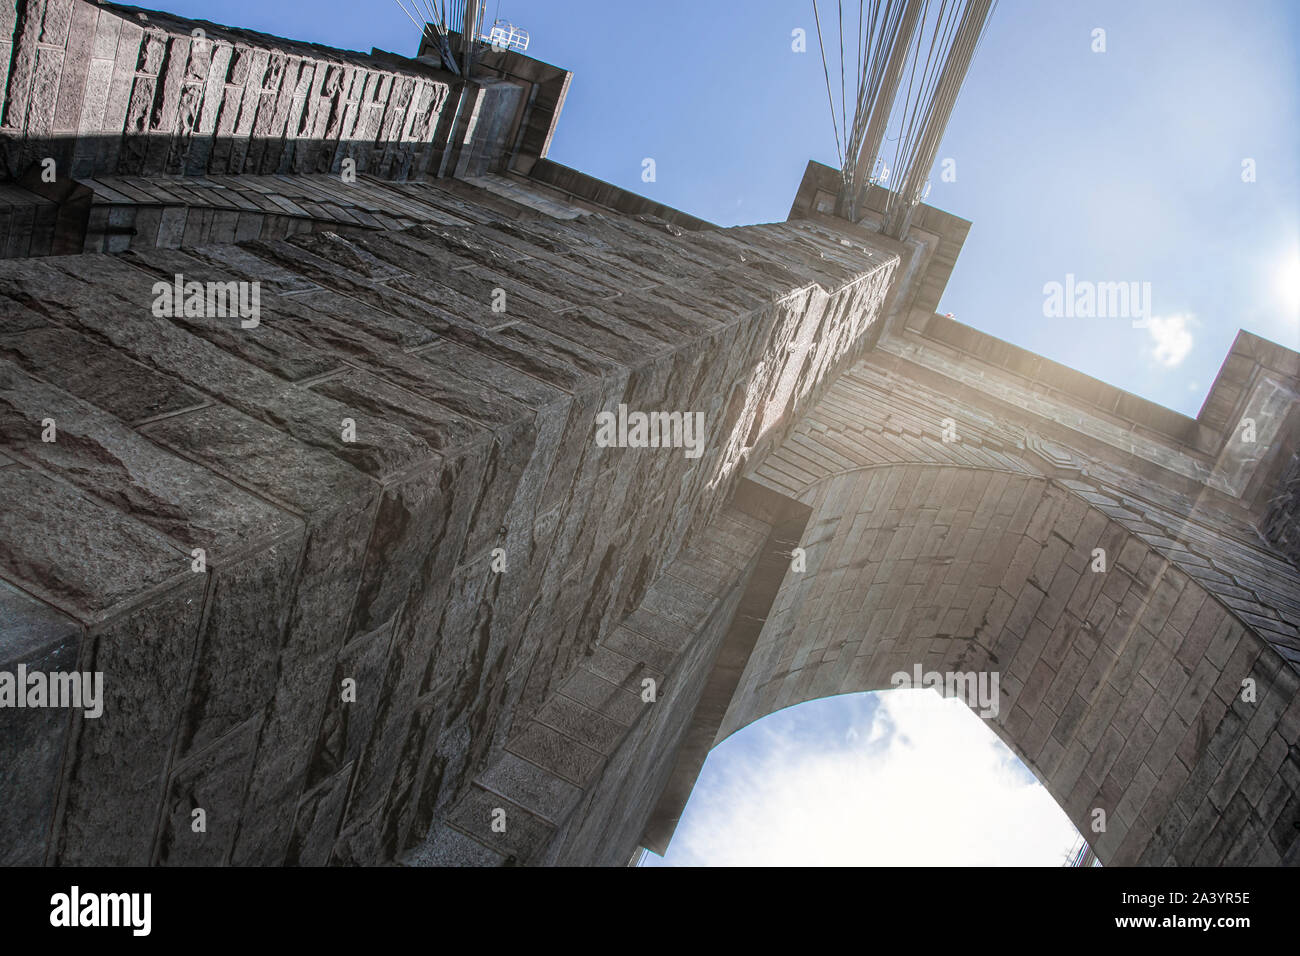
[482,19,530,53]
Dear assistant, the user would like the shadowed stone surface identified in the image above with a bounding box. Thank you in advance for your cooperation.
[0,579,80,865]
[1,0,1296,869]
[0,160,898,864]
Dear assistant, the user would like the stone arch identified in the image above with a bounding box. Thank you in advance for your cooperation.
[708,462,1300,866]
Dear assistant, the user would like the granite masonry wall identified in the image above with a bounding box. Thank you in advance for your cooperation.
[2,0,454,182]
[404,496,776,866]
[0,0,571,257]
[2,0,1297,869]
[0,176,898,865]
[712,342,1300,866]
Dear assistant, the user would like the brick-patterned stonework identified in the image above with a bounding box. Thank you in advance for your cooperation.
[0,0,574,256]
[1,1,1297,868]
[406,496,779,866]
[704,335,1300,865]
[1261,450,1300,570]
[725,462,1300,865]
[0,178,897,864]
[4,0,455,181]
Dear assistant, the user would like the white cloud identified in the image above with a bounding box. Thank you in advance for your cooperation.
[651,690,1080,867]
[1143,313,1196,367]
[1272,244,1299,317]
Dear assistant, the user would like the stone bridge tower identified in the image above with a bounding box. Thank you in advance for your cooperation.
[0,0,1297,867]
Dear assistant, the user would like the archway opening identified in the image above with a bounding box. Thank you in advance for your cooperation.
[640,689,1087,866]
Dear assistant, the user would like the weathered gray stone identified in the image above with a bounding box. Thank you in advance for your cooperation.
[155,718,259,866]
[53,578,205,865]
[0,3,1295,871]
[286,764,352,867]
[0,579,81,865]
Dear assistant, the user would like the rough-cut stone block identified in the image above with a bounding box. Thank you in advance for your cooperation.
[53,579,205,865]
[0,580,81,865]
[155,718,259,866]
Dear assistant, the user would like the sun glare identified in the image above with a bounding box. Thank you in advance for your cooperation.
[1275,245,1300,318]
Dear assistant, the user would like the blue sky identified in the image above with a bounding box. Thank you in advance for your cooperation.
[163,0,1300,417]
[150,0,1297,864]
[642,690,1082,867]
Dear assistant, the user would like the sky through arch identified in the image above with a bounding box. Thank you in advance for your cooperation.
[641,690,1083,866]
